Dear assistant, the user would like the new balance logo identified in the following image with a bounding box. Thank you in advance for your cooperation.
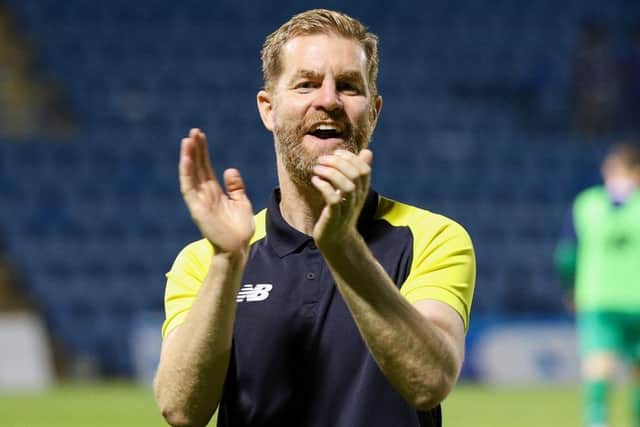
[237,284,273,302]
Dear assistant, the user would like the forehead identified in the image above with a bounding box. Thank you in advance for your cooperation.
[279,33,368,78]
[604,155,633,172]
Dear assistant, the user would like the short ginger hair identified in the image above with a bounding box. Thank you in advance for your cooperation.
[261,9,379,96]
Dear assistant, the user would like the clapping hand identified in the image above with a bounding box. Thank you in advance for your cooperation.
[311,148,373,249]
[179,128,255,255]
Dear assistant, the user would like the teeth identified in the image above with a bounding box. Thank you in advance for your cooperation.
[311,123,342,134]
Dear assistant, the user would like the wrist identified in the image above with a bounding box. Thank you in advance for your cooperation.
[211,247,249,269]
[316,228,362,258]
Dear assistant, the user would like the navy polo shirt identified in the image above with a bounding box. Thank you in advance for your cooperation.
[164,189,476,427]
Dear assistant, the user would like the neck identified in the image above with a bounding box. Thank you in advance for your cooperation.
[276,163,325,236]
[605,176,638,203]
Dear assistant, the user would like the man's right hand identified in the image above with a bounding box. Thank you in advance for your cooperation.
[179,128,255,254]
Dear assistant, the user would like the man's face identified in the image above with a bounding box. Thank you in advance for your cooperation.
[602,156,640,200]
[603,156,634,182]
[259,33,381,186]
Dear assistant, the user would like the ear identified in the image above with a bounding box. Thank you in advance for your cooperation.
[257,89,274,132]
[370,95,383,125]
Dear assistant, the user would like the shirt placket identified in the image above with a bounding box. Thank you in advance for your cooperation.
[301,241,324,317]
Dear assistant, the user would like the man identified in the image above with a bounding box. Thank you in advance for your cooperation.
[554,142,640,427]
[154,9,475,427]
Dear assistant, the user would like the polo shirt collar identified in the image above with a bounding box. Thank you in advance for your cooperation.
[266,188,379,257]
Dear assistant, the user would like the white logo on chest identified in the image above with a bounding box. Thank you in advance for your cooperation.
[236,284,273,302]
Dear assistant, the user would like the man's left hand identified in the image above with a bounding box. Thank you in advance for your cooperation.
[311,148,373,248]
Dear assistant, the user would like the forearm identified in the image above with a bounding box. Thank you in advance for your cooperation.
[320,233,461,410]
[155,251,247,426]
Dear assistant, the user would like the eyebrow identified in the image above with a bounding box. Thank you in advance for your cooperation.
[288,69,365,85]
[335,70,365,83]
[288,69,321,84]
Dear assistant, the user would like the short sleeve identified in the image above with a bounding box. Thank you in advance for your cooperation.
[161,209,267,338]
[400,219,476,330]
[162,239,213,338]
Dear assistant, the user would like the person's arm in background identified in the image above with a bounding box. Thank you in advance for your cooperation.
[154,129,254,427]
[553,209,578,311]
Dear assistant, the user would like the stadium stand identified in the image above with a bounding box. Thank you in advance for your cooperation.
[0,0,637,375]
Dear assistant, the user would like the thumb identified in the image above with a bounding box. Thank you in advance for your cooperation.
[223,168,248,201]
[359,149,373,166]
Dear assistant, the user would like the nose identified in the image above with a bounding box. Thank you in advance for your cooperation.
[312,80,342,112]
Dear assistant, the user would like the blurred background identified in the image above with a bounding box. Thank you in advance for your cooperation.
[0,0,638,425]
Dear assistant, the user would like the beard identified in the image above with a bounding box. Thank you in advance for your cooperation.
[273,108,374,187]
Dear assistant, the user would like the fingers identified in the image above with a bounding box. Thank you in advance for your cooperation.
[313,164,356,193]
[313,149,372,196]
[311,176,343,205]
[358,148,373,166]
[223,168,249,202]
[190,128,216,182]
[185,129,204,185]
[179,136,197,197]
[316,149,371,178]
[179,128,221,200]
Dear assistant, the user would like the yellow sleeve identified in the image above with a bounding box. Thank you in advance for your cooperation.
[161,209,268,338]
[161,239,213,338]
[400,216,476,331]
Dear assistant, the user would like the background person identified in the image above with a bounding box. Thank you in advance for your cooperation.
[554,142,640,427]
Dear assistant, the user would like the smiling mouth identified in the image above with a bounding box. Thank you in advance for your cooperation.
[309,129,342,139]
[307,122,346,140]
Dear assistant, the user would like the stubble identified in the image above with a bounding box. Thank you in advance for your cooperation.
[273,108,374,187]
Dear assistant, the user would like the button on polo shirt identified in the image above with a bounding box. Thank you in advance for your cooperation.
[163,188,476,427]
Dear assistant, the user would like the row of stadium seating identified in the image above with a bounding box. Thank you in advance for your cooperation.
[12,0,638,129]
[1,130,597,375]
[1,0,635,375]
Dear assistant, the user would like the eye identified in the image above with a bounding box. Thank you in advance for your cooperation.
[295,81,319,92]
[337,82,361,95]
